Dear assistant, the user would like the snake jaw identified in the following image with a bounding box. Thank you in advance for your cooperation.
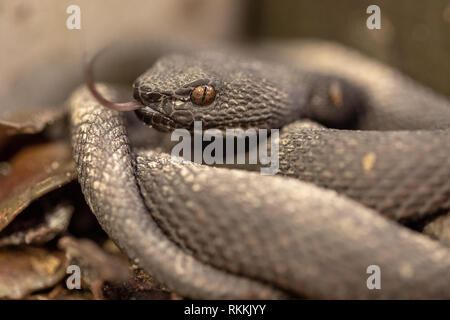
[133,85,199,131]
[134,105,178,132]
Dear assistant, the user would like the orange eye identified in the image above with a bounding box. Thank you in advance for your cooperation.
[191,85,216,106]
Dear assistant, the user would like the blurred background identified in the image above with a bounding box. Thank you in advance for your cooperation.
[1,0,449,99]
[249,0,450,96]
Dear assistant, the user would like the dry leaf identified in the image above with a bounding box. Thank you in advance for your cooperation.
[0,106,66,136]
[423,214,450,247]
[0,201,73,246]
[0,246,68,299]
[0,141,76,231]
[27,284,93,300]
[58,236,131,299]
[102,266,175,300]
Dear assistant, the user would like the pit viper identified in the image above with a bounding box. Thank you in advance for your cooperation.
[70,40,450,299]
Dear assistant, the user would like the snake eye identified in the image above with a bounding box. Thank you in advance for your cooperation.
[190,85,216,106]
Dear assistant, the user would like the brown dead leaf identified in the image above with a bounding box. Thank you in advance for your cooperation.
[27,284,93,300]
[58,237,173,300]
[58,236,131,299]
[0,141,76,231]
[0,53,74,138]
[102,266,175,300]
[423,213,450,247]
[0,246,68,299]
[0,201,73,246]
[0,106,66,136]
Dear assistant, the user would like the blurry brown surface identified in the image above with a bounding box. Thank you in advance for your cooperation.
[0,246,67,299]
[248,0,450,97]
[0,201,73,246]
[58,236,173,300]
[423,214,450,247]
[0,0,248,137]
[0,141,76,231]
[58,237,131,291]
[3,1,448,105]
[0,0,246,94]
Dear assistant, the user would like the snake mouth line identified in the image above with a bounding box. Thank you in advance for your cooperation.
[134,105,180,132]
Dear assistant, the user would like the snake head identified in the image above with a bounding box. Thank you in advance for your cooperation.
[132,60,222,132]
[132,53,222,132]
[88,49,367,133]
[132,52,300,132]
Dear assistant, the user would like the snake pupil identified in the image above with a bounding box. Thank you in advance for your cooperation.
[191,85,216,106]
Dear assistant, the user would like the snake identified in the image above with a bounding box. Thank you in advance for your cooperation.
[69,40,450,299]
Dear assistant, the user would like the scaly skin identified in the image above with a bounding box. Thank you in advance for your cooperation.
[267,40,450,130]
[70,85,287,299]
[135,151,450,299]
[70,86,450,299]
[132,48,368,131]
[278,122,450,223]
[71,41,450,298]
[132,43,450,223]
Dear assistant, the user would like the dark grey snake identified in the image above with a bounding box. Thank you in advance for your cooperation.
[70,41,450,299]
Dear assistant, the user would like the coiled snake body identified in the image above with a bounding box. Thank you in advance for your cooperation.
[70,41,450,299]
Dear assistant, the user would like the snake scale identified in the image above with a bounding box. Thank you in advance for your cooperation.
[70,41,450,299]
